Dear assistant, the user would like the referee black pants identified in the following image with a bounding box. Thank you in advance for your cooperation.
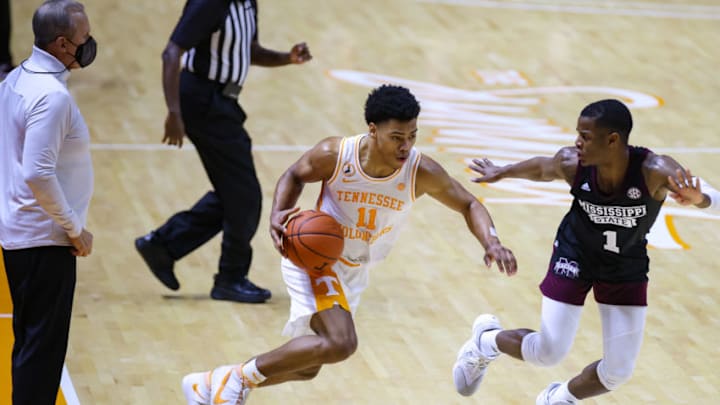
[155,71,262,282]
[3,246,76,405]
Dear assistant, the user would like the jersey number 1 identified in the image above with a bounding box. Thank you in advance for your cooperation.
[603,230,620,253]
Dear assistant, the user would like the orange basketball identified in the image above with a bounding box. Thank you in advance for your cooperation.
[283,210,344,273]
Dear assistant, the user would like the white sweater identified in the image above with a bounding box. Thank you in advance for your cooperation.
[0,47,94,249]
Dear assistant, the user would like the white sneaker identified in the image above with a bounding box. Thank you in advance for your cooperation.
[536,382,576,405]
[210,365,251,405]
[182,371,211,405]
[452,314,502,396]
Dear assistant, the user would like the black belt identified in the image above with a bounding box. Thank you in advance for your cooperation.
[183,70,242,100]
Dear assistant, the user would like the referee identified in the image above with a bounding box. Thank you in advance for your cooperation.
[135,0,311,303]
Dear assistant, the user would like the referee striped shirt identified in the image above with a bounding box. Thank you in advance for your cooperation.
[171,0,257,86]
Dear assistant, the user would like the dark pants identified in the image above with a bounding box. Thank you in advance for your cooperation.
[155,70,262,282]
[3,246,77,405]
[0,0,11,64]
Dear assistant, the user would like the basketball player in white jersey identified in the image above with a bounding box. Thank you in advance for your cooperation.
[180,84,518,405]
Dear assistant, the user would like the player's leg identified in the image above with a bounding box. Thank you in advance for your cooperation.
[453,297,583,396]
[454,249,590,397]
[537,281,648,404]
[504,247,590,364]
[182,259,360,404]
[568,303,646,398]
[501,296,582,364]
[235,305,367,388]
[255,365,323,386]
[182,306,356,405]
[254,305,357,384]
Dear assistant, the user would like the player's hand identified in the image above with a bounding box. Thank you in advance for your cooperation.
[289,42,312,64]
[483,242,517,276]
[269,206,301,255]
[69,228,93,257]
[162,111,185,148]
[667,168,703,205]
[470,158,504,183]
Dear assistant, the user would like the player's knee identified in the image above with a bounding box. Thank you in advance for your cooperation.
[521,333,570,367]
[321,335,358,363]
[295,365,322,381]
[597,360,633,391]
[534,347,568,367]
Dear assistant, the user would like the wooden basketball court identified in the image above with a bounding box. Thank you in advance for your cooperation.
[3,0,720,403]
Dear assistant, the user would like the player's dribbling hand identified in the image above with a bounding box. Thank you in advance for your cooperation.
[269,206,301,255]
[483,242,517,276]
[289,42,312,64]
[162,111,185,148]
[667,168,703,205]
[469,158,504,183]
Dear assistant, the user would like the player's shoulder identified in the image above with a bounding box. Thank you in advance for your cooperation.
[554,146,579,182]
[638,149,684,199]
[416,153,445,176]
[640,150,682,179]
[415,153,456,195]
[556,146,578,163]
[641,150,670,171]
[311,136,344,156]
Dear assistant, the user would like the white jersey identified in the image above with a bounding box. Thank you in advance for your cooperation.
[317,134,421,267]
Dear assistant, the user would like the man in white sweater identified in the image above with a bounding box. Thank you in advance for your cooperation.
[0,1,95,403]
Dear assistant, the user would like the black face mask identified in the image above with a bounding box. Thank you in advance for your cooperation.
[67,36,97,68]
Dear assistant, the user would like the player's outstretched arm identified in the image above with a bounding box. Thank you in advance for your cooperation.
[469,146,578,185]
[269,137,340,253]
[416,155,517,276]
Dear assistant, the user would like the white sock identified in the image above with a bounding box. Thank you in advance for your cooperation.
[480,329,500,356]
[240,358,267,386]
[550,381,578,403]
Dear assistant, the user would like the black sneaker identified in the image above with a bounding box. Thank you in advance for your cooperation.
[211,278,271,303]
[134,232,179,291]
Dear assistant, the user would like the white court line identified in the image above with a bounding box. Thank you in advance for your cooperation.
[0,314,11,318]
[417,0,720,20]
[90,143,720,154]
[60,365,81,405]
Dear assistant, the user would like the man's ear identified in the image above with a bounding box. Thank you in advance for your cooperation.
[607,131,621,147]
[368,122,377,138]
[46,36,68,54]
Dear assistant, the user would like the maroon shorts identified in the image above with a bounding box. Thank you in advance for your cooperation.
[539,270,648,306]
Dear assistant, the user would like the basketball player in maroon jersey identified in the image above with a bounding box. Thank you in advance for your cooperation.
[453,99,693,404]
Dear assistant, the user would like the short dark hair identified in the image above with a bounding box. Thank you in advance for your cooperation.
[33,0,86,49]
[580,99,633,142]
[364,85,421,125]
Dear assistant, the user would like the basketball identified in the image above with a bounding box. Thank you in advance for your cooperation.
[283,210,345,272]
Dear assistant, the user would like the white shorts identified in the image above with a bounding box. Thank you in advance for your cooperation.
[281,257,371,337]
